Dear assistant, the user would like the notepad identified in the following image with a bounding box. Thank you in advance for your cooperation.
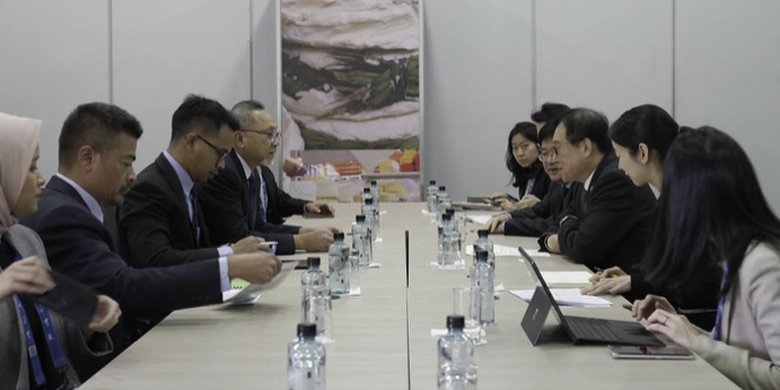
[465,244,550,258]
[223,260,297,304]
[508,288,612,307]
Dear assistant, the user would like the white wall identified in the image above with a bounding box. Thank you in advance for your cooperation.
[1,0,779,212]
[0,1,110,176]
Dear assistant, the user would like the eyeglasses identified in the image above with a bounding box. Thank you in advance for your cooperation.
[538,147,557,162]
[195,134,229,163]
[239,128,281,141]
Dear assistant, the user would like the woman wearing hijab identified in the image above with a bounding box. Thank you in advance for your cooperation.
[0,112,121,390]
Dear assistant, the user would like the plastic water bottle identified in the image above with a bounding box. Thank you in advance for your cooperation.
[288,323,326,390]
[362,197,378,242]
[438,213,459,267]
[473,229,496,270]
[352,215,373,267]
[470,249,495,324]
[437,315,477,390]
[427,180,438,213]
[446,209,462,262]
[370,180,380,212]
[301,257,331,340]
[328,232,350,295]
[437,186,449,218]
[348,250,361,295]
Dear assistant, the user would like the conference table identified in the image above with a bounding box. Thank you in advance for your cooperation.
[80,203,738,389]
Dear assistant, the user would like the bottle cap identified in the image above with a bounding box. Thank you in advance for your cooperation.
[438,186,446,191]
[446,208,455,216]
[307,257,320,268]
[442,213,452,222]
[364,187,371,193]
[334,232,345,241]
[356,215,366,223]
[447,315,465,330]
[477,229,489,238]
[370,180,377,185]
[475,249,488,262]
[429,180,436,185]
[297,323,317,338]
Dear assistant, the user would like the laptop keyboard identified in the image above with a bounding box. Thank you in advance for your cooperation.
[568,317,627,342]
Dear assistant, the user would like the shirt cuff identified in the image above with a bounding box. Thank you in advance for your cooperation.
[218,256,231,292]
[218,245,234,257]
[498,222,505,233]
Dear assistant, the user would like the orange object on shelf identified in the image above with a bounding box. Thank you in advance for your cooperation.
[400,150,419,172]
[332,160,363,176]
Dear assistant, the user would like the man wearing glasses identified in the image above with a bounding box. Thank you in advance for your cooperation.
[199,100,337,255]
[485,116,581,236]
[118,95,272,269]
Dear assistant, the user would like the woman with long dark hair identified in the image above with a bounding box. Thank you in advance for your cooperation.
[628,127,780,389]
[490,122,551,211]
[584,105,720,329]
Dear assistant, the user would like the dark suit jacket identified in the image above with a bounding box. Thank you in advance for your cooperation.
[20,175,222,379]
[504,182,578,236]
[540,152,657,272]
[119,154,219,268]
[199,150,300,255]
[260,164,309,225]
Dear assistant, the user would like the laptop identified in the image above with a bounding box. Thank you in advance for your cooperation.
[518,247,665,347]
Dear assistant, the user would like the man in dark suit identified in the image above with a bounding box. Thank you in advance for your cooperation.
[119,95,270,269]
[486,116,581,236]
[21,102,281,380]
[539,108,657,272]
[199,100,336,255]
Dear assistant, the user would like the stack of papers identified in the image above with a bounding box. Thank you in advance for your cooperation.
[222,260,297,305]
[465,244,550,258]
[508,288,612,308]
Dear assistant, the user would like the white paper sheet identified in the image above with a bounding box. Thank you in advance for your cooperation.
[540,271,593,285]
[223,260,297,304]
[465,244,550,258]
[508,288,612,307]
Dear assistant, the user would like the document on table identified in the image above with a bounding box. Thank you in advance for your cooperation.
[508,288,612,307]
[540,271,593,285]
[223,260,297,304]
[465,214,493,225]
[465,244,550,258]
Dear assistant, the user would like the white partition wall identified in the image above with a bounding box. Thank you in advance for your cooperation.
[423,0,534,201]
[535,0,674,121]
[0,1,110,178]
[112,0,252,169]
[1,0,780,210]
[675,0,780,213]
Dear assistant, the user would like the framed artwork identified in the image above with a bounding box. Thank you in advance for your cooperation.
[279,0,422,202]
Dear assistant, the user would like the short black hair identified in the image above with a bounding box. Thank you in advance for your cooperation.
[558,108,613,154]
[171,94,239,141]
[609,104,679,163]
[59,103,143,168]
[537,108,570,143]
[231,100,266,129]
[531,102,571,124]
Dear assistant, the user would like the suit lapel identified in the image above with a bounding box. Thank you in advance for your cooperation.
[153,154,201,246]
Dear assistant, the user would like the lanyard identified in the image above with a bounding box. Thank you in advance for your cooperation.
[11,247,69,387]
[526,178,536,197]
[712,263,729,341]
